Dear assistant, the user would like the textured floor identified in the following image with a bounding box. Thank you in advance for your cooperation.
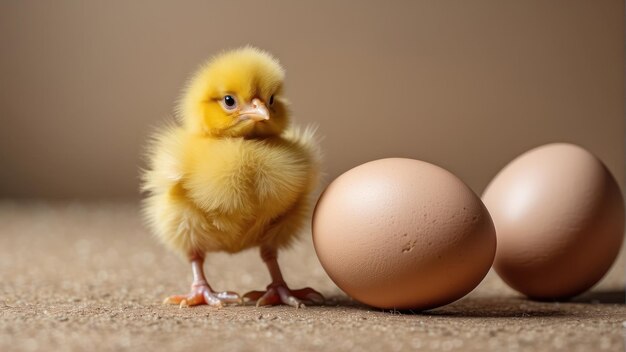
[0,201,624,351]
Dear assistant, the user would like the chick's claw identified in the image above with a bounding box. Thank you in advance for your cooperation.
[244,284,324,308]
[163,285,242,308]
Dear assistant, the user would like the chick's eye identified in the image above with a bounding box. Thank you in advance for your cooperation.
[222,95,237,109]
[269,95,274,106]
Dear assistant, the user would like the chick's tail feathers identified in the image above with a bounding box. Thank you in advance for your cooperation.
[140,121,185,195]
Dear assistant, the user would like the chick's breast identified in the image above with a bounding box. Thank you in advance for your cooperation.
[180,135,317,251]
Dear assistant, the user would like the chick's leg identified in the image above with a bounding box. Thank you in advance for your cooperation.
[163,254,241,308]
[244,246,324,308]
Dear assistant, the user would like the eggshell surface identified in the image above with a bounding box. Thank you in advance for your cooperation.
[312,158,496,310]
[482,143,625,299]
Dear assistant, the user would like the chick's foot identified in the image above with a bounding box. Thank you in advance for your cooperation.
[244,283,324,308]
[163,283,242,308]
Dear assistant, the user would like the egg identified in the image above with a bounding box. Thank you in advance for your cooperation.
[312,158,496,310]
[482,143,625,299]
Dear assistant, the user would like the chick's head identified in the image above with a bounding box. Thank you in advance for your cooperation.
[179,47,289,138]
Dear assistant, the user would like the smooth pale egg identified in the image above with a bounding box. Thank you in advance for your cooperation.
[312,158,496,310]
[482,143,624,299]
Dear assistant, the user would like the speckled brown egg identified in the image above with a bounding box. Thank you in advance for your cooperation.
[482,143,625,299]
[312,158,496,310]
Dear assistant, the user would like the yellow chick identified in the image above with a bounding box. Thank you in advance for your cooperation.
[142,47,323,308]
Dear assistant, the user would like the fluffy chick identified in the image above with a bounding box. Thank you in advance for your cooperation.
[141,47,323,308]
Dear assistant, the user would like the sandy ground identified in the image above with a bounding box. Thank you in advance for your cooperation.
[0,201,624,352]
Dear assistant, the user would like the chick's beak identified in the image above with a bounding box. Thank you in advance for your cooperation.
[238,98,270,122]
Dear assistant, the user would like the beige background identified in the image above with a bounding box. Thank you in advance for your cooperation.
[0,0,623,198]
